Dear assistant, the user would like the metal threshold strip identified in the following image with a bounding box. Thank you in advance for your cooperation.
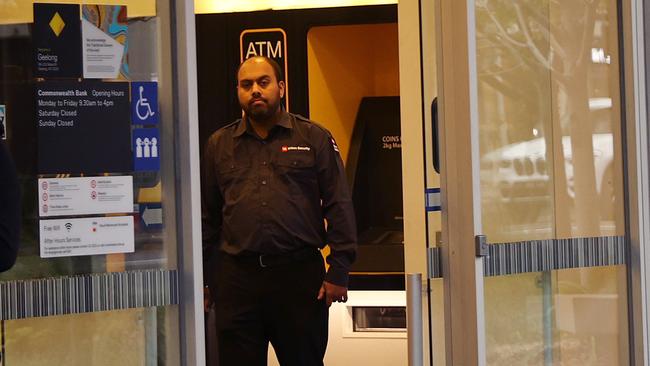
[428,236,626,278]
[0,269,179,320]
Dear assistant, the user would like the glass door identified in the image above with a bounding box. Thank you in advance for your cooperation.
[400,0,635,365]
[0,1,203,364]
[474,1,628,364]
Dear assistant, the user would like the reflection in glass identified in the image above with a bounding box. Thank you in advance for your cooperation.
[485,274,545,365]
[476,0,556,244]
[476,0,628,364]
[0,12,176,282]
[485,267,626,365]
[477,0,624,242]
[3,307,179,365]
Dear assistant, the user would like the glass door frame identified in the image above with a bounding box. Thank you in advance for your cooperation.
[625,0,650,364]
[435,0,486,364]
[169,0,205,365]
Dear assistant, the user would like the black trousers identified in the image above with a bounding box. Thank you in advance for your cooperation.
[212,249,328,366]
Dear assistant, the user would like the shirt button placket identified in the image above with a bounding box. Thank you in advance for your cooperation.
[260,147,270,211]
[258,145,272,246]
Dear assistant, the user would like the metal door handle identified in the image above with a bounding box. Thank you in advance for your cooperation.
[431,98,440,174]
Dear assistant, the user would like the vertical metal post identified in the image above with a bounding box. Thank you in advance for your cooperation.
[542,271,553,365]
[407,273,424,366]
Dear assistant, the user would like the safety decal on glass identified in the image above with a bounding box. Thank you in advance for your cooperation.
[137,203,163,232]
[131,81,158,125]
[425,188,441,212]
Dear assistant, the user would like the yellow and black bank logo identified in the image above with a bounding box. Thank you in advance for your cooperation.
[49,12,66,37]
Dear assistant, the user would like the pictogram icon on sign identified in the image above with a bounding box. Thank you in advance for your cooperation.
[135,137,159,159]
[131,82,158,125]
[133,128,160,172]
[136,86,155,120]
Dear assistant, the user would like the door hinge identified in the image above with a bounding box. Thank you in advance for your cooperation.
[475,235,488,257]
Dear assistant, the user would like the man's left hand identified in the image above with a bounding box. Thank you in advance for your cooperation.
[317,281,348,307]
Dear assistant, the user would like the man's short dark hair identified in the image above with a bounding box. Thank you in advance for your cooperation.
[237,56,284,82]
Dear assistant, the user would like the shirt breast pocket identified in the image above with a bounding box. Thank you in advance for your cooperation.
[216,160,251,199]
[275,154,317,189]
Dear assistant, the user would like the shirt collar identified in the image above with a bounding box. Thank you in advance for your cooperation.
[233,117,247,137]
[233,110,293,138]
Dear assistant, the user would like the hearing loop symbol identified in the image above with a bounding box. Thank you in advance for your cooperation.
[135,137,159,159]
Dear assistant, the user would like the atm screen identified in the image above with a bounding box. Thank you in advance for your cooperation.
[347,96,403,248]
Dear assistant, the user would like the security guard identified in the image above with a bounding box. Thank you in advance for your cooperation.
[202,56,357,366]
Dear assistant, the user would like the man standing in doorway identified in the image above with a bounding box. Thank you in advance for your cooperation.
[202,56,357,366]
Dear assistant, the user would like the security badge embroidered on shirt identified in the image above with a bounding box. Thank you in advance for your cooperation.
[281,146,311,152]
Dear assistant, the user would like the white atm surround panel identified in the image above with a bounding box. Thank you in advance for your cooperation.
[268,290,408,366]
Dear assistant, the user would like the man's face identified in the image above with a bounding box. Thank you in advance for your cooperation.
[237,59,285,122]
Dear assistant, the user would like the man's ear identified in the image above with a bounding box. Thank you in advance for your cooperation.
[279,80,286,98]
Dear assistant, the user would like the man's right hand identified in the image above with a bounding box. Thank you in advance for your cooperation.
[317,281,348,307]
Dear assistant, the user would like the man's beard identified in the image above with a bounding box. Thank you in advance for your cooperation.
[242,99,280,122]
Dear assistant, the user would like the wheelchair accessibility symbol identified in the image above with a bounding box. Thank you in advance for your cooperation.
[136,86,155,120]
[131,82,158,125]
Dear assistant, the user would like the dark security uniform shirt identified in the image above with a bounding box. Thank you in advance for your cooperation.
[202,111,357,286]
